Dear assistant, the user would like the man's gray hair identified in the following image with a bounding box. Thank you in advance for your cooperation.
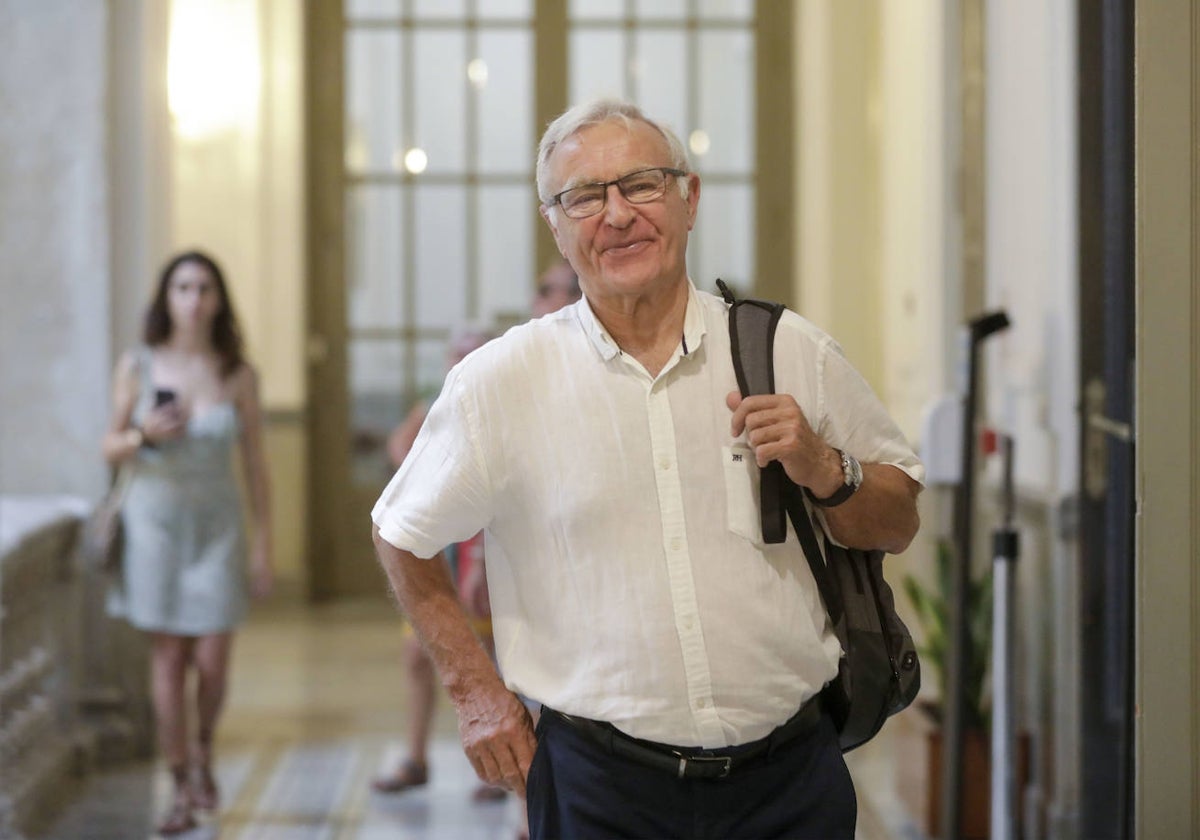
[536,98,692,206]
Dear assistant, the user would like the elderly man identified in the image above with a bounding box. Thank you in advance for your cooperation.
[372,98,923,838]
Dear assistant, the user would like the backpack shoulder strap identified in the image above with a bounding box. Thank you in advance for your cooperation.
[717,280,839,610]
[718,279,788,544]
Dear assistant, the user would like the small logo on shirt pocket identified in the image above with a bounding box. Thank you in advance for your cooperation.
[722,445,762,544]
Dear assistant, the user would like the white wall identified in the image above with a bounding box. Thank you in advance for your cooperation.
[983,0,1079,831]
[0,2,112,497]
[166,0,305,412]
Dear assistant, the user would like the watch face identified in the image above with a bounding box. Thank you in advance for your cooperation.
[844,452,863,489]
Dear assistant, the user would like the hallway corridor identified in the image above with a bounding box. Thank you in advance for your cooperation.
[36,596,525,839]
[33,595,907,840]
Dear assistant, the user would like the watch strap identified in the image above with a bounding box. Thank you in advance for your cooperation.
[804,450,860,508]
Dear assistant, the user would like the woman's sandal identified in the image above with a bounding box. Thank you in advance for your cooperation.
[191,761,220,811]
[157,767,196,836]
[371,758,429,793]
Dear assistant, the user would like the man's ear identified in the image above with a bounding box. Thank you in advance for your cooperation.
[685,173,701,231]
[539,205,566,256]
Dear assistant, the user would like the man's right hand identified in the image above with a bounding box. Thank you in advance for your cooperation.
[454,682,537,797]
[372,526,539,796]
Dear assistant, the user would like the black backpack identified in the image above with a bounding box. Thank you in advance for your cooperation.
[718,280,921,752]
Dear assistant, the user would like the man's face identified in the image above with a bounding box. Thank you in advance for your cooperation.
[540,120,699,305]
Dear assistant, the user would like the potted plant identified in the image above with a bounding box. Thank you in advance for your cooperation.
[903,538,998,838]
[903,538,993,730]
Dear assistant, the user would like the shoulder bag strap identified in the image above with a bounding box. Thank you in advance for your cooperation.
[718,279,789,544]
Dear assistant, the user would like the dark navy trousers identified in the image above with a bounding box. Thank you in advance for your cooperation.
[526,708,857,840]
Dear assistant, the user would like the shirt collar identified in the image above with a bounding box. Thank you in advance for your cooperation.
[575,278,710,362]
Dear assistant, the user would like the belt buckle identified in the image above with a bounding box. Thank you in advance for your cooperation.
[676,754,732,780]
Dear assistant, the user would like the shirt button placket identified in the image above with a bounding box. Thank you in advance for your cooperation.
[646,381,719,741]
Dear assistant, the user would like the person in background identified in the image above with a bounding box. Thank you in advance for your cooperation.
[530,259,580,318]
[372,263,578,814]
[371,98,923,838]
[102,250,273,836]
[372,324,501,800]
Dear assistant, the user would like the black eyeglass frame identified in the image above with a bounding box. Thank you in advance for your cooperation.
[546,167,689,219]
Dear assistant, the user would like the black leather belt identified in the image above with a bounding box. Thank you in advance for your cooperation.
[543,697,823,781]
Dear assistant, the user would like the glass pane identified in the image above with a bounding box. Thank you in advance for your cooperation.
[569,0,622,20]
[635,0,685,20]
[570,27,626,105]
[477,186,534,326]
[349,338,404,483]
[416,337,451,403]
[633,30,687,146]
[346,0,401,19]
[415,31,466,173]
[345,30,403,174]
[688,183,752,292]
[477,0,532,19]
[414,186,468,329]
[477,31,533,174]
[698,0,753,20]
[413,0,466,18]
[697,30,753,173]
[347,185,405,330]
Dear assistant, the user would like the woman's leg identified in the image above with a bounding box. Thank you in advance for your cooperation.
[150,633,197,833]
[150,633,195,770]
[191,631,235,809]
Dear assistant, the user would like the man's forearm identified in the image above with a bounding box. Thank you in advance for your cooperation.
[372,526,503,702]
[822,464,921,554]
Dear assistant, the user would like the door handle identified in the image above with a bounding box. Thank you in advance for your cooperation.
[1086,412,1131,443]
[1083,377,1132,500]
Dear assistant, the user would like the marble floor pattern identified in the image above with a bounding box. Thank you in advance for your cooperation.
[34,596,914,840]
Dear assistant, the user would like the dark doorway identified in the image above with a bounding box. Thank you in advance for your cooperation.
[1077,1,1135,837]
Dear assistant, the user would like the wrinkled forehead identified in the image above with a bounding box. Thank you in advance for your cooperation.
[548,118,672,187]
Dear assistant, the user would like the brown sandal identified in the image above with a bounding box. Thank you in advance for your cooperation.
[191,761,220,811]
[157,766,196,836]
[371,758,429,793]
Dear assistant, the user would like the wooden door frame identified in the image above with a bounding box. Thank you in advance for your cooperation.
[305,0,348,600]
[1133,0,1200,835]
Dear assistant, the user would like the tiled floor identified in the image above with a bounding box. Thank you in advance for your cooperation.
[34,596,922,839]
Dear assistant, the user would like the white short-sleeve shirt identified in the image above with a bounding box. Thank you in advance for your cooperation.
[372,281,923,748]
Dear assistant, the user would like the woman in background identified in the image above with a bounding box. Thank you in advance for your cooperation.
[102,250,273,835]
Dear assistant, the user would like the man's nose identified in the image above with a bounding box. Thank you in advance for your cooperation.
[602,183,635,227]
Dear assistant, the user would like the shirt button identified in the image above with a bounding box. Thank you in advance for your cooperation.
[659,460,671,470]
[670,538,682,551]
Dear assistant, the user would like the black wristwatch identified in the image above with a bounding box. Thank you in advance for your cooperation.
[804,449,863,508]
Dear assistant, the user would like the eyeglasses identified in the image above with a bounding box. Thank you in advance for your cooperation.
[547,167,688,219]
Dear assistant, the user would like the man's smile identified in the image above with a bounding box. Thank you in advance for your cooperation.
[601,239,652,258]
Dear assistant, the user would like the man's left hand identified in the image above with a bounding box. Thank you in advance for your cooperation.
[726,391,842,497]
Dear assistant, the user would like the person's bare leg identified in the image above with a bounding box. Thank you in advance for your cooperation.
[191,632,234,809]
[407,635,437,766]
[150,633,197,834]
[373,634,435,792]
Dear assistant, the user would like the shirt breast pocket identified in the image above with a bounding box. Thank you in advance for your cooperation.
[722,444,763,544]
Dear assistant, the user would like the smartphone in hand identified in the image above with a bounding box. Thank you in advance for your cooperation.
[154,388,177,408]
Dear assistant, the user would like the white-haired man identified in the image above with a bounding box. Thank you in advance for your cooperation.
[372,98,923,838]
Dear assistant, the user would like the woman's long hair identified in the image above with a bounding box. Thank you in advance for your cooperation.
[143,250,245,377]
